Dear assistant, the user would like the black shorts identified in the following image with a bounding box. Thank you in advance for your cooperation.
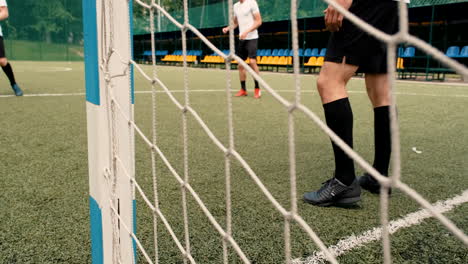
[237,39,258,60]
[325,0,399,73]
[0,37,5,58]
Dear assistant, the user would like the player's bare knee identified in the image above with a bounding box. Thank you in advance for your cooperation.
[0,58,8,67]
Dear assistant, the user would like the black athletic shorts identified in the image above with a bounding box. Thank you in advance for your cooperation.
[0,37,5,58]
[325,0,399,73]
[237,39,258,60]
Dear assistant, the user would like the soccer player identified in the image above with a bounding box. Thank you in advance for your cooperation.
[0,0,22,96]
[303,0,406,206]
[222,0,262,99]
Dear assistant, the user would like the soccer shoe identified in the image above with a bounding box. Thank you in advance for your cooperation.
[358,173,392,195]
[11,84,23,96]
[235,89,248,97]
[254,88,261,99]
[303,178,361,207]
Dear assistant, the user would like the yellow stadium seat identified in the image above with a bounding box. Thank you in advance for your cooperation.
[270,57,280,65]
[315,57,324,66]
[304,57,317,66]
[397,58,404,69]
[278,56,287,65]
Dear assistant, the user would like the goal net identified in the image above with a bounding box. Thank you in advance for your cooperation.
[83,0,468,263]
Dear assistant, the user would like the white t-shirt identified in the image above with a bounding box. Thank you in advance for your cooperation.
[395,0,410,3]
[233,0,260,40]
[0,0,7,37]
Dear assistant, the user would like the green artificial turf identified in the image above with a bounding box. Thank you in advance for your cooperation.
[0,61,467,263]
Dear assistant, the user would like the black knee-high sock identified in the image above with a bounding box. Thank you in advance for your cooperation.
[373,106,392,176]
[323,98,355,186]
[254,80,259,89]
[240,81,246,91]
[2,63,17,85]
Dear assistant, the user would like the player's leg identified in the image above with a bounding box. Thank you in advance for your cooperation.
[303,60,362,207]
[358,73,393,194]
[317,61,358,186]
[0,37,22,96]
[355,0,398,194]
[246,39,261,98]
[235,40,248,97]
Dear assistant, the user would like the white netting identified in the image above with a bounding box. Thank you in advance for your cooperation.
[96,0,468,263]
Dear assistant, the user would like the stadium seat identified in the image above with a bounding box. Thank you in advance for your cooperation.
[319,48,327,57]
[298,48,304,57]
[143,50,168,56]
[272,49,279,56]
[397,58,404,69]
[401,47,415,58]
[316,57,324,66]
[311,48,319,57]
[398,47,404,57]
[304,57,317,66]
[459,46,468,58]
[445,46,460,57]
[304,49,312,57]
[264,49,272,56]
[278,49,286,57]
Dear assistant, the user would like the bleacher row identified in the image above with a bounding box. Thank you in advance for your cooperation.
[143,46,467,71]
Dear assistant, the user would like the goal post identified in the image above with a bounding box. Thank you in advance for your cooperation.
[83,0,136,263]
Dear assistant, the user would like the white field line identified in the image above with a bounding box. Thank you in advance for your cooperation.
[1,89,468,99]
[293,189,468,264]
[144,66,468,87]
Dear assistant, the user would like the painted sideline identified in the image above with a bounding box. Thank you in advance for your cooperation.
[293,189,468,264]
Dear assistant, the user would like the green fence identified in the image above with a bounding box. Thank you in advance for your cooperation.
[133,0,468,35]
[1,0,83,61]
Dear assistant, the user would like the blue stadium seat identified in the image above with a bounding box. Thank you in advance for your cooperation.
[400,47,415,58]
[144,50,168,56]
[272,49,279,56]
[264,49,272,56]
[304,49,312,57]
[319,48,327,57]
[398,47,404,57]
[278,49,286,56]
[445,46,460,58]
[288,49,294,56]
[298,48,304,57]
[257,49,264,56]
[459,46,468,58]
[310,48,319,57]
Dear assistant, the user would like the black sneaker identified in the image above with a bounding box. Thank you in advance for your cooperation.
[303,178,361,207]
[358,173,392,195]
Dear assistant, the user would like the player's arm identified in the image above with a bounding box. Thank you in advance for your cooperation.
[222,16,239,34]
[324,0,352,32]
[239,12,262,40]
[0,6,9,21]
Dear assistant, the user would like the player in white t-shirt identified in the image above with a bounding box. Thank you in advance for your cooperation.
[0,0,22,96]
[223,0,262,99]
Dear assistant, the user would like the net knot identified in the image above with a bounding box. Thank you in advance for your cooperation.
[284,211,293,221]
[224,149,232,157]
[182,106,188,113]
[288,103,297,113]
